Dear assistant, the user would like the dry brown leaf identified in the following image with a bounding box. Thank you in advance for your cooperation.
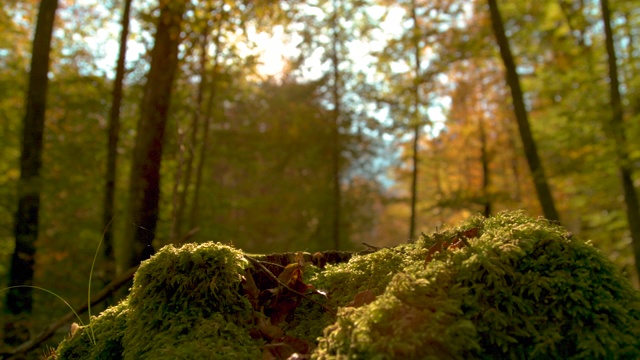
[262,324,284,341]
[463,227,479,239]
[258,316,284,341]
[278,264,303,287]
[426,228,479,266]
[346,289,376,308]
[242,269,260,310]
[263,342,296,360]
[425,239,447,264]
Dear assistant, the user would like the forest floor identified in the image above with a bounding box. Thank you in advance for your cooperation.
[9,211,640,359]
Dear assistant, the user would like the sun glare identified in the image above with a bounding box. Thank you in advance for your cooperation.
[251,26,291,78]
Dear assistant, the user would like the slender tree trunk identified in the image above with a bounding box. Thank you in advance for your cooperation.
[487,0,560,222]
[4,0,59,345]
[621,12,640,117]
[102,0,132,293]
[409,125,419,239]
[408,0,423,240]
[600,0,640,281]
[478,115,491,217]
[330,0,342,250]
[477,76,492,217]
[171,25,209,243]
[190,29,222,231]
[123,0,185,270]
[621,11,636,96]
[169,115,186,243]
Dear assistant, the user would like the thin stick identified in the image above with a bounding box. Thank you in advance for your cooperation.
[361,242,382,251]
[253,260,285,269]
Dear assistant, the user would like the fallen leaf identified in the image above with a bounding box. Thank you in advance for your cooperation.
[263,342,296,360]
[257,316,284,340]
[463,227,479,238]
[346,289,376,308]
[425,239,447,264]
[242,269,260,310]
[262,324,284,341]
[278,264,303,288]
[269,297,300,325]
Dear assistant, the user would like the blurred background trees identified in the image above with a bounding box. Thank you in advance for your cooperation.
[1,0,639,355]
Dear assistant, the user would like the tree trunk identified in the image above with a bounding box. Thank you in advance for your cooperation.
[330,0,342,250]
[408,0,423,240]
[487,0,560,222]
[171,24,209,243]
[123,0,185,270]
[102,0,132,294]
[409,125,419,239]
[4,0,59,345]
[478,115,491,217]
[190,28,222,231]
[600,0,640,281]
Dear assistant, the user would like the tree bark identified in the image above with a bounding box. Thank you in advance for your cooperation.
[479,115,491,217]
[409,124,419,239]
[123,0,185,270]
[5,0,59,325]
[171,24,209,243]
[487,0,560,222]
[408,0,423,240]
[330,0,342,250]
[600,0,640,281]
[102,0,132,293]
[190,28,222,231]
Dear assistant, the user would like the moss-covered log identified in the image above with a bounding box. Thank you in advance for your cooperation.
[48,211,640,359]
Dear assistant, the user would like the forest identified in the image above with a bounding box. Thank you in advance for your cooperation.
[1,0,639,356]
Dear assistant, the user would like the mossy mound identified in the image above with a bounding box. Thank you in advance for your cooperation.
[51,211,640,359]
[314,211,640,359]
[55,242,261,359]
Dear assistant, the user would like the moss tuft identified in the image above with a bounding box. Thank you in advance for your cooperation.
[55,242,262,359]
[311,246,426,307]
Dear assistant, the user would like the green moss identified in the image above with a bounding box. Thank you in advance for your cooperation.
[313,264,480,359]
[55,242,262,359]
[311,246,425,307]
[313,211,640,359]
[286,246,427,346]
[56,299,128,359]
[52,213,640,360]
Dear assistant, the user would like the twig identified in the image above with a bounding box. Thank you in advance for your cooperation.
[177,226,200,245]
[244,255,335,315]
[361,242,382,251]
[253,260,285,269]
[1,265,139,359]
